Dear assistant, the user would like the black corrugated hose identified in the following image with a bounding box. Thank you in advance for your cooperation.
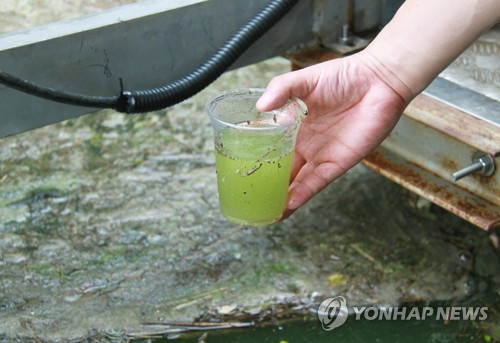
[0,0,298,114]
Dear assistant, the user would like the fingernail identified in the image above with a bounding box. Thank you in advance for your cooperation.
[256,93,272,110]
[287,183,298,209]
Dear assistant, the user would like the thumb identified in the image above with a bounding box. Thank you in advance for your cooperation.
[256,83,291,112]
[256,91,284,112]
[256,69,313,112]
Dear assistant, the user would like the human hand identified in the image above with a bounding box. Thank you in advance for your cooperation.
[256,51,410,218]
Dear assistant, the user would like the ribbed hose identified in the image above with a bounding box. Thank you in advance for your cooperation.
[119,0,298,113]
[0,0,298,114]
[0,70,120,108]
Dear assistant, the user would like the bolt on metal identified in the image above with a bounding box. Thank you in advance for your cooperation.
[338,24,353,46]
[452,153,496,181]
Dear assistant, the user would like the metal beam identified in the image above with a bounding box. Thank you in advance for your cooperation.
[425,77,500,127]
[364,92,499,231]
[0,0,317,138]
[363,148,499,230]
[379,91,499,205]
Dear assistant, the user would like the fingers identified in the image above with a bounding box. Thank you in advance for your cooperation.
[287,160,347,210]
[256,69,316,112]
[287,174,318,211]
[280,207,296,221]
[256,88,289,112]
[279,153,348,221]
[290,152,306,184]
[276,178,317,223]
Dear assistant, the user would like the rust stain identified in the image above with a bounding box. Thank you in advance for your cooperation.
[438,156,459,174]
[286,48,340,71]
[363,151,500,231]
[406,95,500,155]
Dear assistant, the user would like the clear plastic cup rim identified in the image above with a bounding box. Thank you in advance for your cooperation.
[206,88,307,131]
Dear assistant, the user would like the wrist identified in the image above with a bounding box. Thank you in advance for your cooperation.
[361,0,500,103]
[357,49,415,104]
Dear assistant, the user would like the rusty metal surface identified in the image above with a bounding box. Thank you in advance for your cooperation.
[373,93,500,231]
[286,47,339,71]
[404,94,499,155]
[425,77,500,126]
[363,149,500,231]
[383,93,499,207]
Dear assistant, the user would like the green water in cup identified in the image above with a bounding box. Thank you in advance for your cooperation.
[215,129,294,225]
[206,88,306,226]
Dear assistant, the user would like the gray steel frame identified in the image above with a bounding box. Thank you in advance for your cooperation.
[0,0,385,138]
[0,0,319,138]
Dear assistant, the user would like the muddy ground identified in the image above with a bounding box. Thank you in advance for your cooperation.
[0,1,499,341]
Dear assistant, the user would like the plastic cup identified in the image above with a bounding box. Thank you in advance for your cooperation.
[206,88,307,226]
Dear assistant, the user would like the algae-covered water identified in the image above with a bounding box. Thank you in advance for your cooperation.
[151,316,494,343]
[212,319,487,343]
[1,1,499,342]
